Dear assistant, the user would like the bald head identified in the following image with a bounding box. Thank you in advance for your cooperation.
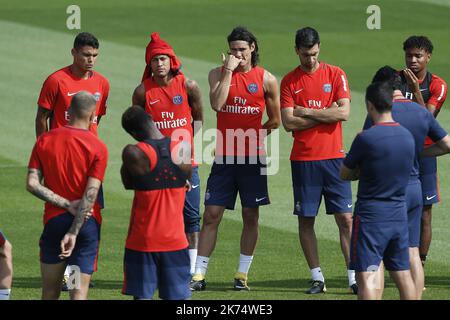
[68,91,97,120]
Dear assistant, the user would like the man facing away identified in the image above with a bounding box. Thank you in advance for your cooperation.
[27,92,108,300]
[120,106,192,300]
[341,81,416,300]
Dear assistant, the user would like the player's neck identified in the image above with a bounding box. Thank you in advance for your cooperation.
[373,112,394,125]
[70,65,93,80]
[300,62,320,74]
[68,119,90,130]
[393,90,405,100]
[154,73,173,86]
[415,68,427,81]
[236,63,252,73]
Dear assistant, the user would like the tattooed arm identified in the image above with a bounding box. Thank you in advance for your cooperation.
[59,177,102,259]
[26,168,77,213]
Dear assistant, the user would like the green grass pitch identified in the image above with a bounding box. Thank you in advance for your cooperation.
[0,0,449,300]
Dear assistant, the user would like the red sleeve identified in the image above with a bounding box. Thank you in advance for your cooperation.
[98,79,110,116]
[87,143,108,181]
[428,76,447,110]
[280,75,294,109]
[28,142,42,170]
[333,67,351,101]
[37,75,59,110]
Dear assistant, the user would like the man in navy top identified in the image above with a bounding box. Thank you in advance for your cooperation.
[363,66,448,299]
[341,81,416,300]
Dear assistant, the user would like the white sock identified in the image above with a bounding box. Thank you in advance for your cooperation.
[311,267,325,282]
[188,249,198,275]
[237,254,254,274]
[0,289,11,300]
[64,265,71,277]
[348,269,356,286]
[194,255,209,276]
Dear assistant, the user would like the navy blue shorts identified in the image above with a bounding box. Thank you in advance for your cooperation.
[122,248,191,300]
[184,167,201,233]
[0,229,6,247]
[291,159,352,217]
[204,156,270,210]
[419,157,439,205]
[406,180,423,247]
[350,215,409,272]
[39,212,101,274]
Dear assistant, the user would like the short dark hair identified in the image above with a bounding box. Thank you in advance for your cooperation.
[403,36,433,54]
[295,27,320,49]
[365,81,393,113]
[371,66,402,91]
[227,26,259,67]
[122,106,152,141]
[74,32,99,50]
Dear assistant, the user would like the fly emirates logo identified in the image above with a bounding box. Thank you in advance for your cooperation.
[155,111,188,129]
[221,97,261,115]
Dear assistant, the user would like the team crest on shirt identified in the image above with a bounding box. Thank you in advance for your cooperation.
[93,92,101,101]
[173,95,183,105]
[323,84,332,93]
[247,83,258,93]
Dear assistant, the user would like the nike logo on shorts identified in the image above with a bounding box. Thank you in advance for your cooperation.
[426,195,437,201]
[347,204,353,208]
[191,185,199,189]
[256,197,266,202]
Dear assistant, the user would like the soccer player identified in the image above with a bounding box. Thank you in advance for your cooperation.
[0,230,13,300]
[27,92,108,300]
[341,81,416,300]
[400,36,448,268]
[280,27,354,294]
[190,26,281,291]
[132,32,203,275]
[120,106,192,300]
[36,32,110,288]
[363,66,449,299]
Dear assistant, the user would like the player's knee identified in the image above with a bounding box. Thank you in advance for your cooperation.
[336,214,352,230]
[0,241,12,260]
[203,210,222,226]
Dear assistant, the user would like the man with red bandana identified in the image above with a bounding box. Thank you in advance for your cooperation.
[132,33,203,276]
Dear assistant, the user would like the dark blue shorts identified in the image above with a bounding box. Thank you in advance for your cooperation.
[419,156,439,205]
[291,159,352,217]
[204,156,270,210]
[184,167,201,233]
[122,248,191,300]
[39,212,101,274]
[0,229,6,247]
[350,215,409,272]
[406,180,423,247]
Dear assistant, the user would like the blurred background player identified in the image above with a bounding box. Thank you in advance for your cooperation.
[0,230,13,300]
[280,27,355,294]
[120,106,192,300]
[190,26,280,291]
[132,33,203,275]
[35,31,110,290]
[341,81,416,300]
[27,92,108,300]
[400,36,448,270]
